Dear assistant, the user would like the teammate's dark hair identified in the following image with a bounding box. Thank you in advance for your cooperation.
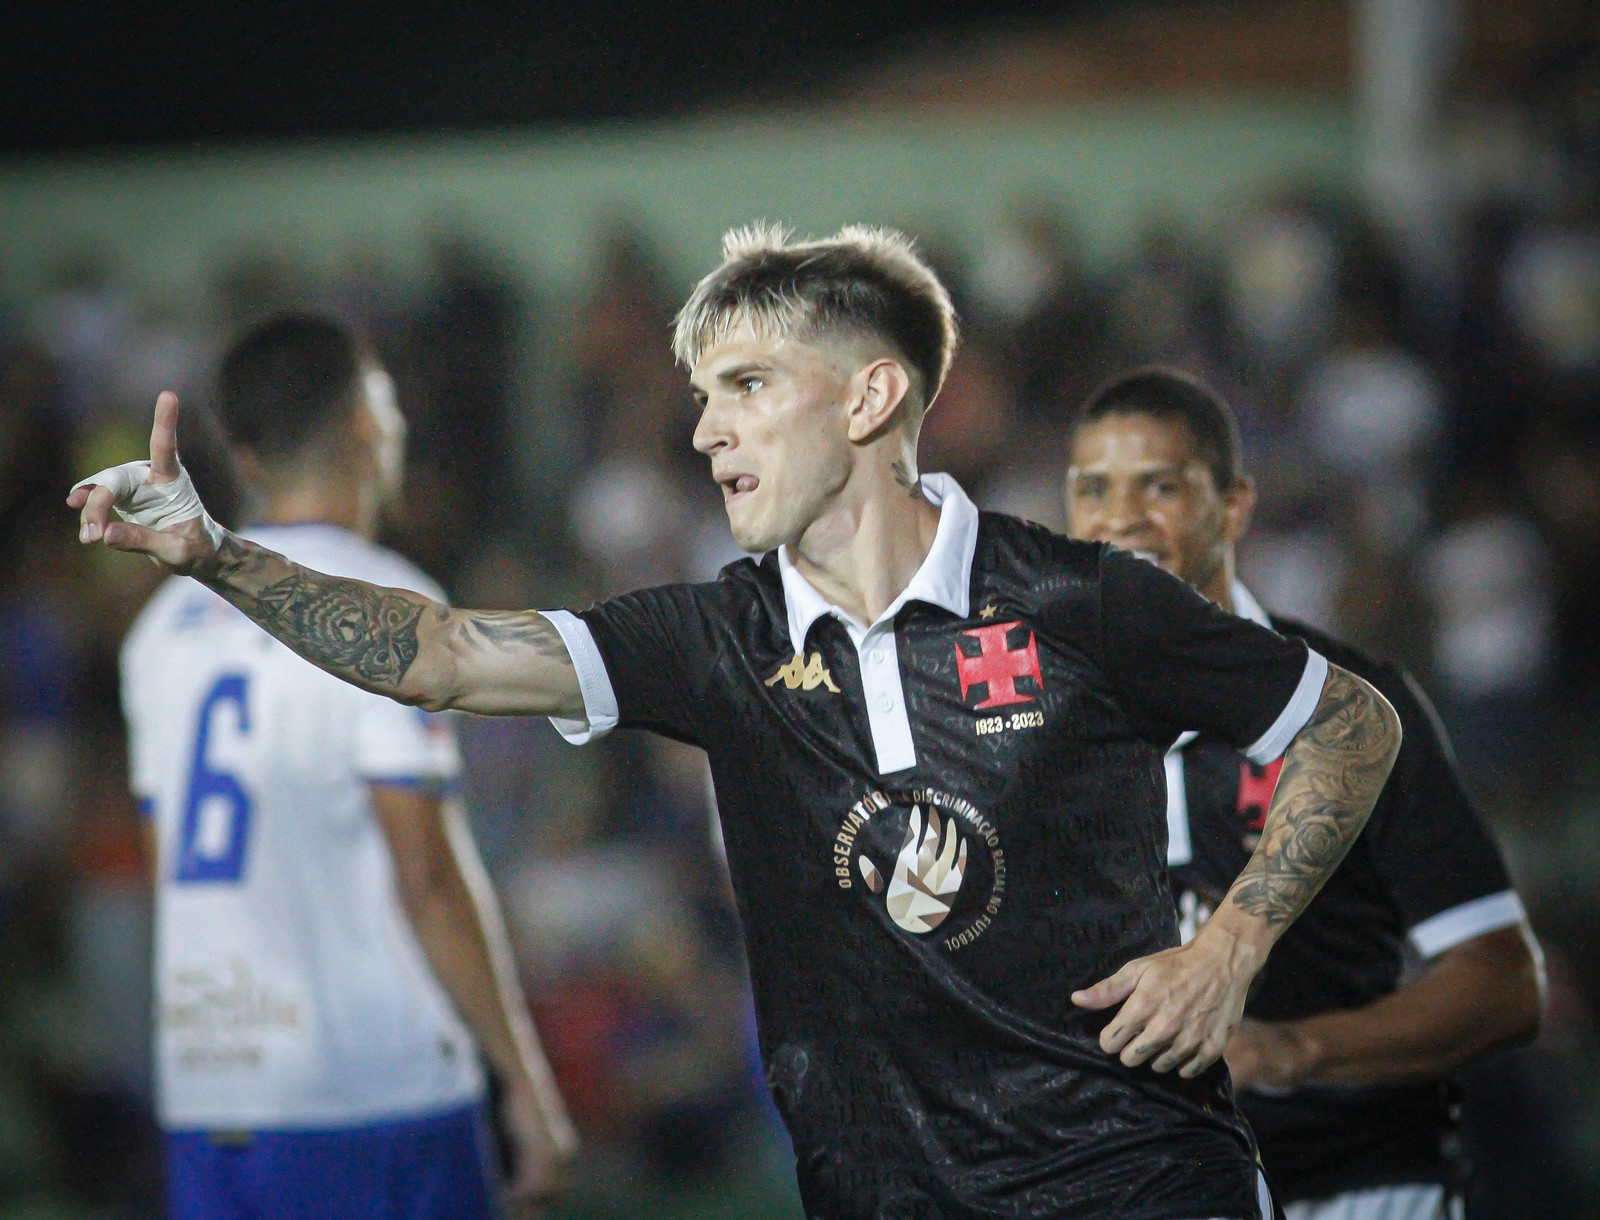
[216,313,363,463]
[1073,367,1243,491]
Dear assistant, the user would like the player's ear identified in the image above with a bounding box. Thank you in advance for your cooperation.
[1222,474,1257,543]
[341,395,383,479]
[347,392,379,449]
[846,358,912,443]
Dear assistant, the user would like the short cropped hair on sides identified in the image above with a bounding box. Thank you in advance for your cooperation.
[1073,366,1244,492]
[672,223,960,412]
[216,313,365,465]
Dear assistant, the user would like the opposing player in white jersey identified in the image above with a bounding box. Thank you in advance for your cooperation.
[119,315,575,1220]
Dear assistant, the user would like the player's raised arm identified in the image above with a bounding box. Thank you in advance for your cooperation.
[69,393,584,719]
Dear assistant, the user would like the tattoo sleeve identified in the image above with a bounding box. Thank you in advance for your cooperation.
[448,610,573,661]
[202,533,432,692]
[197,532,572,708]
[1224,665,1401,928]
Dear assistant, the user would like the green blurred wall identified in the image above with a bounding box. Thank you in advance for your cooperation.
[0,101,1353,312]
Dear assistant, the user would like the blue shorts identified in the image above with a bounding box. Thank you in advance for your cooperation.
[165,1103,498,1220]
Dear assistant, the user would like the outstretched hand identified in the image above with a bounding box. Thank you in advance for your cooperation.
[1071,914,1268,1079]
[67,391,222,573]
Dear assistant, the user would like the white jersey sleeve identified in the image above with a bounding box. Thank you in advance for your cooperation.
[356,702,462,788]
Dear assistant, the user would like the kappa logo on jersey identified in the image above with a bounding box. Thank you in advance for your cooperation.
[955,621,1043,709]
[832,788,1008,951]
[765,651,842,693]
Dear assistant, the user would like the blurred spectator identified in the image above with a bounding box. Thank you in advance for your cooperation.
[1448,203,1535,475]
[0,344,71,566]
[1236,512,1348,635]
[564,223,711,594]
[1108,221,1220,375]
[971,204,1110,421]
[918,337,1018,491]
[1223,201,1337,381]
[1518,417,1600,703]
[29,254,133,423]
[0,529,88,865]
[1420,497,1554,804]
[1501,216,1600,376]
[389,232,527,582]
[212,250,311,335]
[1298,341,1442,553]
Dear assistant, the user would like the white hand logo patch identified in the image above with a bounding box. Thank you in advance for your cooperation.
[857,804,967,933]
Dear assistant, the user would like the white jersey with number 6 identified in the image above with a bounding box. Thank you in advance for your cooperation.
[121,524,483,1131]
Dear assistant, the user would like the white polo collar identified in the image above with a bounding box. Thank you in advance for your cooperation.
[776,472,979,651]
[1231,579,1271,628]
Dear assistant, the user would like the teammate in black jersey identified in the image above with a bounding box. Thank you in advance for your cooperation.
[1063,368,1544,1220]
[72,227,1404,1220]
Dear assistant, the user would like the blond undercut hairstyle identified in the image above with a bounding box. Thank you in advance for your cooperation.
[672,223,960,417]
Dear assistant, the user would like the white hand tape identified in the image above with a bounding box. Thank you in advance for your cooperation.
[73,460,225,549]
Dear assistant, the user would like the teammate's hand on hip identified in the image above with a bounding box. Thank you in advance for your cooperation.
[1071,912,1269,1079]
[66,391,224,574]
[1224,1017,1318,1092]
[501,1073,577,1216]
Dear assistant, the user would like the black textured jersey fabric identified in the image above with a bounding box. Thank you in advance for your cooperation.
[578,514,1313,1220]
[1169,617,1514,1203]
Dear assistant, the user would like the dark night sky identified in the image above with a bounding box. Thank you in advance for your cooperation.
[4,0,1079,155]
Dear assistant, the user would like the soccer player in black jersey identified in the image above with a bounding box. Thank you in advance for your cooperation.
[1064,368,1544,1220]
[72,227,1403,1220]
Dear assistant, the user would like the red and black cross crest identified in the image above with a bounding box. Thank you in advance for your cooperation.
[955,621,1044,709]
[1237,758,1284,831]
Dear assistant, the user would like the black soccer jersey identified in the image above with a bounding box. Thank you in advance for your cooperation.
[1166,590,1523,1203]
[548,478,1325,1220]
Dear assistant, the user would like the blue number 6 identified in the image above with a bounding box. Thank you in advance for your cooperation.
[174,674,253,883]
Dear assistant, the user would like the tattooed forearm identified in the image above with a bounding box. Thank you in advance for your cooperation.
[195,533,581,715]
[1225,666,1401,928]
[451,610,573,664]
[256,572,424,686]
[202,533,430,690]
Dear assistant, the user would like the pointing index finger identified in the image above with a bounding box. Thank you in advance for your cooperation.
[149,391,181,484]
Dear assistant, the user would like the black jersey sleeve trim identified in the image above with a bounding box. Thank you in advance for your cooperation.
[1243,649,1329,764]
[541,609,620,744]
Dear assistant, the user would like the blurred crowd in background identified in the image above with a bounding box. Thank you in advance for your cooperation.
[2,7,1599,1219]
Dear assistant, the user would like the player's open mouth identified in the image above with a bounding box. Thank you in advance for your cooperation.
[720,473,759,504]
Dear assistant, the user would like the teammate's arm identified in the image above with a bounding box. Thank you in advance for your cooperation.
[372,783,578,1208]
[69,394,582,718]
[1216,664,1401,929]
[1075,664,1402,1077]
[1226,923,1543,1089]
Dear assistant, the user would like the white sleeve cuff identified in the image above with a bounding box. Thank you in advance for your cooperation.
[541,610,620,745]
[1245,648,1329,764]
[1409,890,1527,958]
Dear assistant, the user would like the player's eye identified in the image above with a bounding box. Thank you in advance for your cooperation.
[1075,478,1107,499]
[738,376,764,394]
